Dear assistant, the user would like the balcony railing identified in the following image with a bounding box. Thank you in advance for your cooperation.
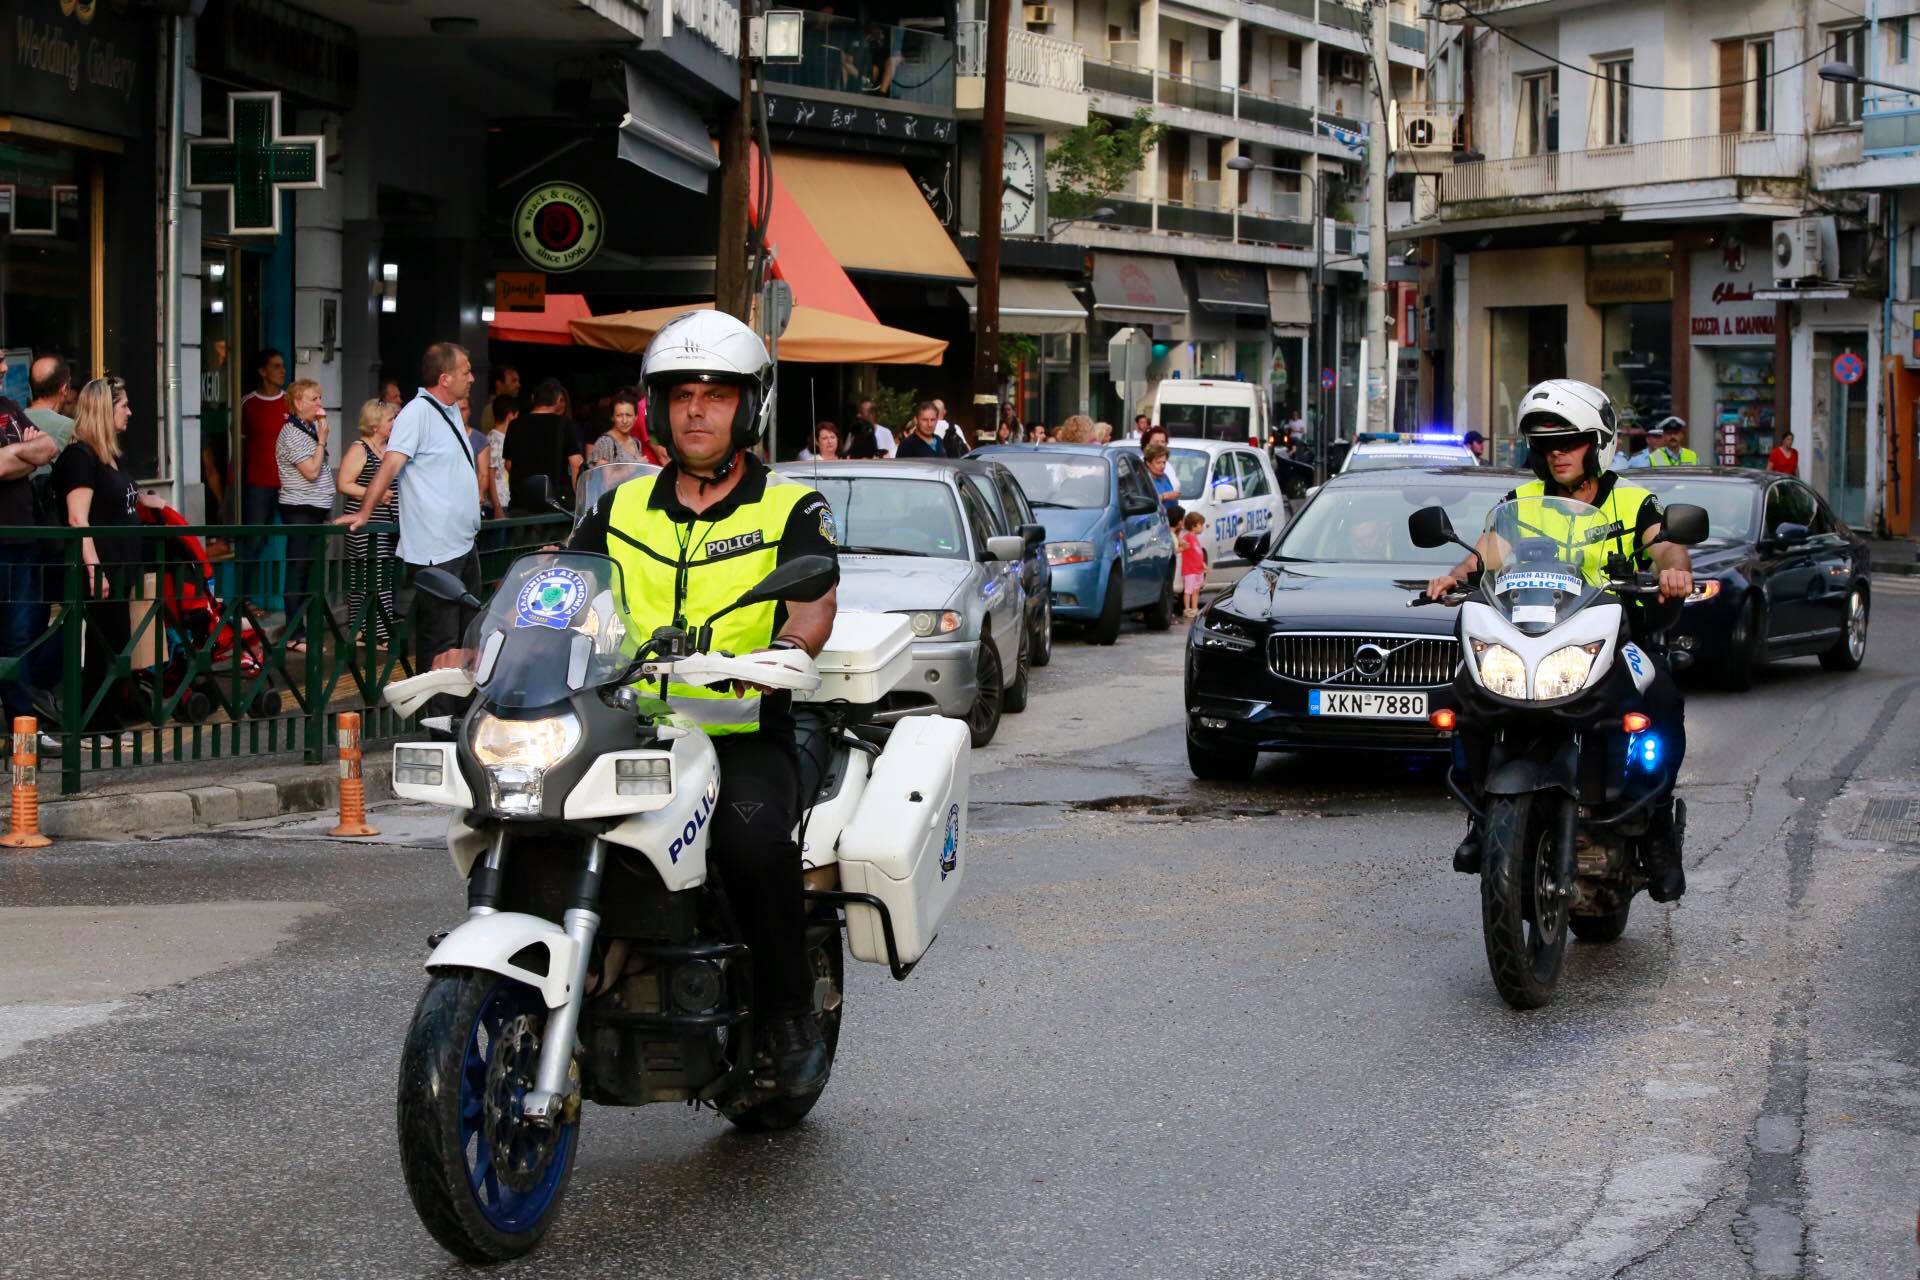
[1087,61,1354,144]
[759,13,955,108]
[1159,69,1234,116]
[1058,189,1355,253]
[1444,132,1808,203]
[956,22,1084,93]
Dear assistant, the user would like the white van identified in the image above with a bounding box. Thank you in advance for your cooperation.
[1150,379,1270,448]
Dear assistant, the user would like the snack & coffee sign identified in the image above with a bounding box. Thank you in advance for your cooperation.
[513,184,604,274]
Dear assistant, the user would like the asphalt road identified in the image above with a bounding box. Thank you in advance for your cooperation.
[3,584,1918,1279]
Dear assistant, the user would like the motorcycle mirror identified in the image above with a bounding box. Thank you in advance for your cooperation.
[1407,506,1458,550]
[518,473,552,511]
[415,567,482,610]
[1234,531,1272,563]
[1657,503,1709,546]
[730,555,839,612]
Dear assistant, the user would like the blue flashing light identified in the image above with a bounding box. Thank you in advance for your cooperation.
[1412,431,1464,445]
[1630,731,1662,771]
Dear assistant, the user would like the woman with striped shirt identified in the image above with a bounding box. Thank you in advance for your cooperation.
[275,379,332,654]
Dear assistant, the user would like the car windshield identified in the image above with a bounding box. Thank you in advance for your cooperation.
[1276,483,1506,565]
[1168,448,1210,500]
[1477,496,1609,633]
[1635,477,1758,543]
[574,461,661,524]
[1161,402,1251,442]
[991,454,1111,509]
[801,476,969,558]
[1344,451,1467,473]
[463,553,632,708]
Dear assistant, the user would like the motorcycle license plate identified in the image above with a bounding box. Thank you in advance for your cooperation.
[1307,689,1428,719]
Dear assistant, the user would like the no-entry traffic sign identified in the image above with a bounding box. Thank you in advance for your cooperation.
[1320,367,1337,391]
[1832,352,1864,384]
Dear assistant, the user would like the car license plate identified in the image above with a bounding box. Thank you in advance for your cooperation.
[1308,689,1429,719]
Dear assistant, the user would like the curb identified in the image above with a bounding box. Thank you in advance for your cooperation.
[1872,559,1917,577]
[14,758,395,841]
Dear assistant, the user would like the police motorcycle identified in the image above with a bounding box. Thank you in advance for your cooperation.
[379,536,968,1261]
[1408,494,1707,1009]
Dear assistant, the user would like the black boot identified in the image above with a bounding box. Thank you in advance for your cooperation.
[1453,817,1484,874]
[1645,798,1687,903]
[762,1012,829,1097]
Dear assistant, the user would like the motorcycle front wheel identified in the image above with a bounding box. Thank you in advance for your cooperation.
[1480,791,1574,1010]
[397,970,580,1262]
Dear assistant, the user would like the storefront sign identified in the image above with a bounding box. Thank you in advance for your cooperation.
[1688,247,1775,344]
[634,0,744,102]
[186,92,324,236]
[513,184,604,274]
[1,0,144,139]
[1587,260,1671,305]
[196,0,359,111]
[495,272,548,312]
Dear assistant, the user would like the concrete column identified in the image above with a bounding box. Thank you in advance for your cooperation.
[293,109,347,448]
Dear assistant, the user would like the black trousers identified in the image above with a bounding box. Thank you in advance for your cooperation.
[709,732,811,1016]
[405,550,481,720]
[277,504,330,642]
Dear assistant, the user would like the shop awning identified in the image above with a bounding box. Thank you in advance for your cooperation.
[618,63,722,194]
[571,302,946,365]
[771,151,973,283]
[1267,267,1311,332]
[746,144,878,324]
[957,277,1087,335]
[1184,261,1269,317]
[488,293,593,347]
[1091,253,1188,325]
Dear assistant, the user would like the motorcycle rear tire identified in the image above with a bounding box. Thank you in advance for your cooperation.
[727,926,845,1132]
[397,969,579,1262]
[1480,791,1573,1010]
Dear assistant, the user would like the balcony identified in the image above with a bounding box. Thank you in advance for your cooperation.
[1443,132,1808,208]
[759,14,954,111]
[1086,60,1356,155]
[956,22,1087,128]
[1054,189,1358,257]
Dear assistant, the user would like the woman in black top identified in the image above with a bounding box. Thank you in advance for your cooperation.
[51,377,164,729]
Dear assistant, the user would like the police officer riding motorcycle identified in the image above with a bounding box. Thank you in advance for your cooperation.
[1426,379,1694,904]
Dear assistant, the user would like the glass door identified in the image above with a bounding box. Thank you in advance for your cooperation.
[1813,331,1869,525]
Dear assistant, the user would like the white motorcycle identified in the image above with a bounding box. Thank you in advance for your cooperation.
[381,550,967,1261]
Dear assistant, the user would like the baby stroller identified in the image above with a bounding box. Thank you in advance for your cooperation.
[135,505,280,722]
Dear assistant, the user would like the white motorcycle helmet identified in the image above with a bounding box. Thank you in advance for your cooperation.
[640,310,772,473]
[1515,378,1618,485]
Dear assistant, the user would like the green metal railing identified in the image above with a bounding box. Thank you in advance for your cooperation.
[0,515,568,794]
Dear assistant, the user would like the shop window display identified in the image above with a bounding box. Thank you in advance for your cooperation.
[1712,348,1777,469]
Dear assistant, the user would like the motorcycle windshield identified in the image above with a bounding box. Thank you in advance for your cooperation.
[1476,496,1608,635]
[463,553,632,707]
[574,461,661,526]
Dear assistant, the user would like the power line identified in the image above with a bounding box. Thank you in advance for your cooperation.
[1430,0,1840,92]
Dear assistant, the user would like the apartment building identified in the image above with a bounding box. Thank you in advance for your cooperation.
[1405,0,1902,531]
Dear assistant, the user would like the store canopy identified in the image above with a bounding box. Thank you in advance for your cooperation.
[488,293,593,347]
[745,144,878,323]
[1267,267,1311,333]
[570,302,946,365]
[617,63,721,194]
[1091,253,1188,325]
[1184,261,1269,317]
[771,151,973,283]
[957,277,1087,335]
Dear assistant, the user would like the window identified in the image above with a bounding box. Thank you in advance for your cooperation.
[1828,25,1866,125]
[994,471,1035,528]
[1893,16,1911,65]
[1117,454,1157,507]
[963,474,1006,531]
[1239,28,1253,88]
[956,481,997,557]
[1719,38,1772,133]
[1519,71,1558,155]
[1233,450,1273,498]
[1747,40,1772,132]
[1764,481,1815,540]
[1597,58,1631,146]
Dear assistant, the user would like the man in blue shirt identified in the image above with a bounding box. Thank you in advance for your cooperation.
[340,342,483,708]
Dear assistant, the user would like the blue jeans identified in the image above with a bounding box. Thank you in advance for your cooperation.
[242,484,280,604]
[0,542,39,724]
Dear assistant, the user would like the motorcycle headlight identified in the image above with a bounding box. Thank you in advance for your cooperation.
[469,710,581,815]
[894,609,963,638]
[1534,642,1605,700]
[1685,579,1722,604]
[1471,641,1528,699]
[1046,540,1095,566]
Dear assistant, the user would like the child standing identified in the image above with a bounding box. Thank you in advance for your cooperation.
[1178,511,1208,618]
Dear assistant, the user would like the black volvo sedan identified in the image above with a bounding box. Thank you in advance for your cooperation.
[1185,466,1523,780]
[1637,468,1870,689]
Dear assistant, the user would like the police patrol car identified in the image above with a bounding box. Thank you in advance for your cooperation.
[1338,432,1478,475]
[1110,438,1286,571]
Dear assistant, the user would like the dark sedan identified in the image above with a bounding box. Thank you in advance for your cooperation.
[1185,466,1523,780]
[1638,468,1870,689]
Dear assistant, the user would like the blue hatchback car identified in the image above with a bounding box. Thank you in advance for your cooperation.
[973,444,1177,644]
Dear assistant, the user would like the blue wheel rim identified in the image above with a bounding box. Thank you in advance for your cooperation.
[458,980,576,1234]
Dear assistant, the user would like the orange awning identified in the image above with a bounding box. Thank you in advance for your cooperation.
[747,145,878,323]
[488,293,592,346]
[771,151,973,283]
[570,303,946,366]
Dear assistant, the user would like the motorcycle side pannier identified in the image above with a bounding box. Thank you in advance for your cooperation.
[835,714,969,966]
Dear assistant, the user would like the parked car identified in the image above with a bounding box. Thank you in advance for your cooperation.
[775,460,1030,747]
[948,457,1054,668]
[1637,468,1870,689]
[1185,466,1523,780]
[1113,438,1286,574]
[973,444,1178,645]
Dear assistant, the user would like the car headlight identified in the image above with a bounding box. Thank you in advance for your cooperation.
[469,710,581,815]
[1471,641,1527,699]
[1046,541,1095,566]
[1685,579,1722,604]
[1195,608,1259,652]
[893,609,963,638]
[1534,642,1605,700]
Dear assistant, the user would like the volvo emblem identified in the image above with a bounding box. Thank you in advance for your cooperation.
[1353,644,1390,678]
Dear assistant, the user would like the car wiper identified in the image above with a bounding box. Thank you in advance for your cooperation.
[840,544,930,557]
[1028,500,1078,509]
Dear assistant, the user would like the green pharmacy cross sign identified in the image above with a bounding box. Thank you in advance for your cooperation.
[186,92,324,236]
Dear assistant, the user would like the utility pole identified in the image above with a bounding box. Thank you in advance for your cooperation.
[970,0,1011,444]
[1364,0,1390,433]
[714,0,756,320]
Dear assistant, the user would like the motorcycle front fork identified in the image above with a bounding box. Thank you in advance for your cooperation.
[510,836,605,1128]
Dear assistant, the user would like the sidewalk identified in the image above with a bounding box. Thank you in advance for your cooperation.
[1867,536,1918,576]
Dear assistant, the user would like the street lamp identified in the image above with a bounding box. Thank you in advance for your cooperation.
[1228,154,1327,475]
[1046,206,1116,239]
[1817,60,1913,105]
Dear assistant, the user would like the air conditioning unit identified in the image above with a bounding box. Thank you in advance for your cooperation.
[1399,108,1450,152]
[1332,53,1364,82]
[1023,4,1055,25]
[1772,215,1837,282]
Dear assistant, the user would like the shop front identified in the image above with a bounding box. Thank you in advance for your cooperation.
[1794,303,1880,528]
[1587,243,1673,440]
[1686,243,1779,470]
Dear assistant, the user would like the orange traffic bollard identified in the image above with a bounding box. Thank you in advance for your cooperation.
[330,711,380,838]
[3,716,52,850]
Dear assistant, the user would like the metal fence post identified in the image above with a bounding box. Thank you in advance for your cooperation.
[59,540,83,795]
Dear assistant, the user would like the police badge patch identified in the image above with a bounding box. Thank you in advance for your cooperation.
[816,501,838,545]
[514,567,589,629]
